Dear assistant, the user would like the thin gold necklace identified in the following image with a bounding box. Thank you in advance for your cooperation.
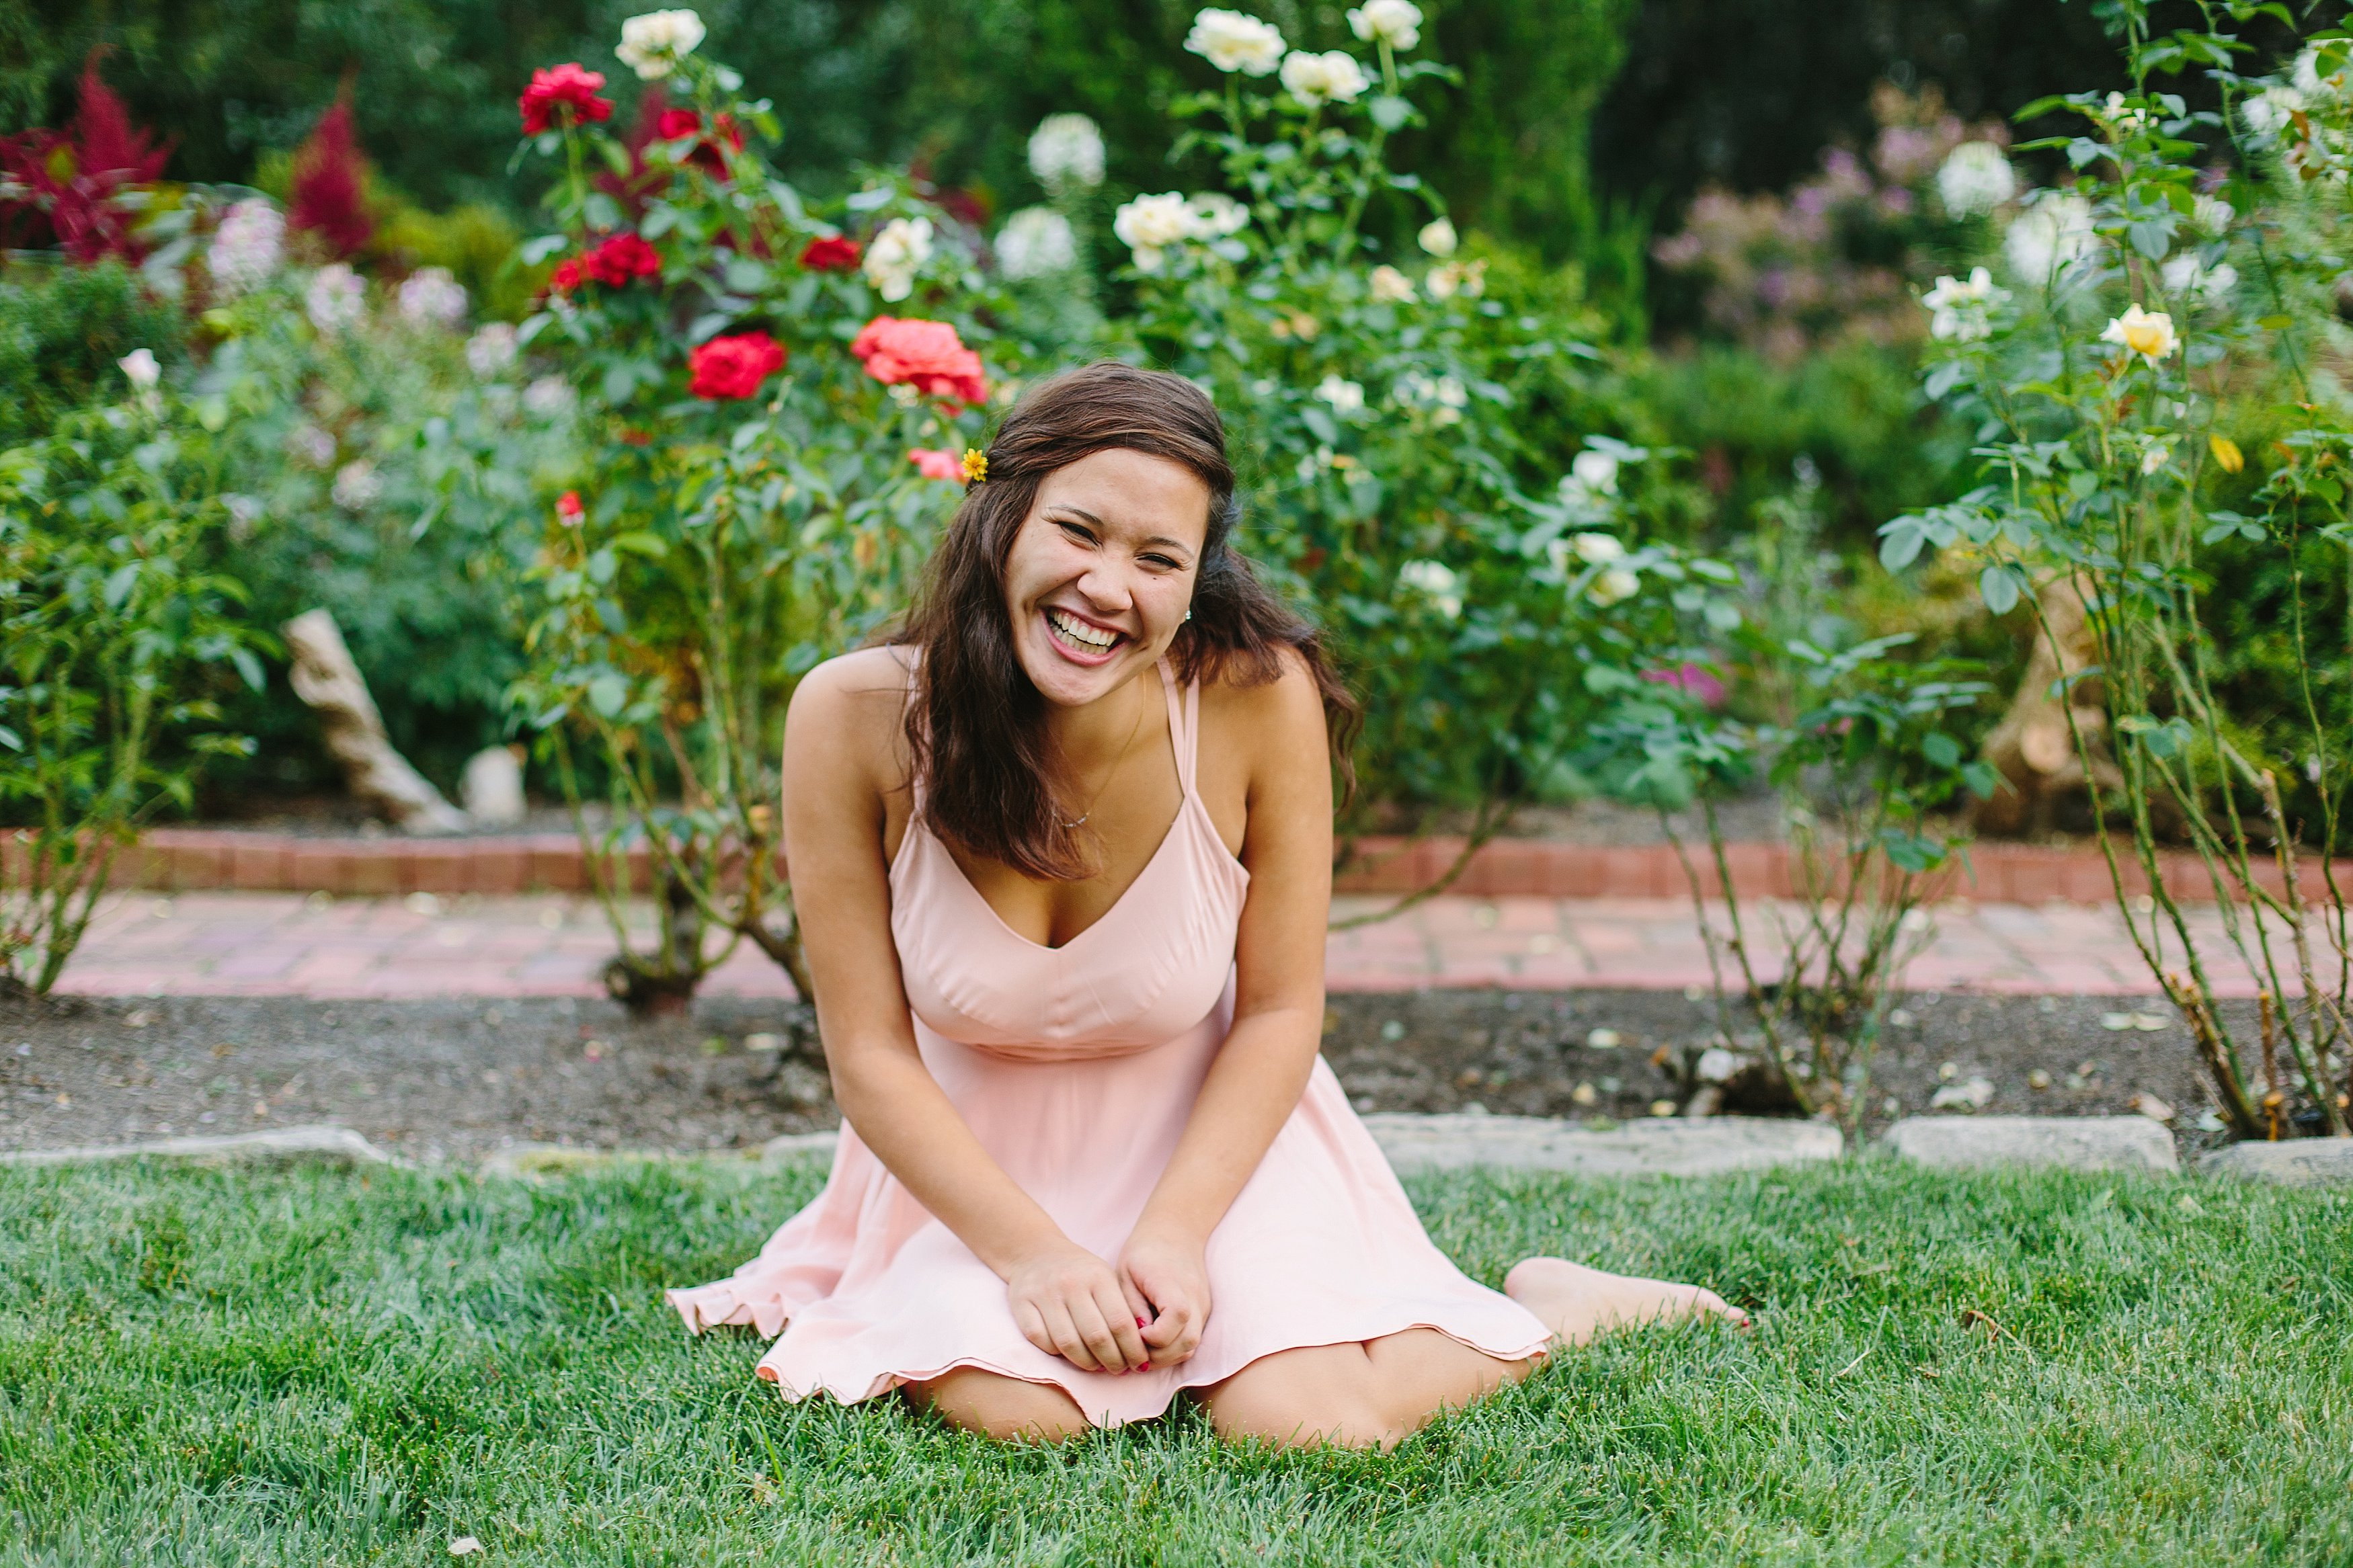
[1057,684,1149,830]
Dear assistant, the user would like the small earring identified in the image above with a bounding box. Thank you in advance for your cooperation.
[1183,609,1193,622]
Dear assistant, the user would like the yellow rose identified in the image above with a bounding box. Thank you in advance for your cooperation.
[2101,302,2178,364]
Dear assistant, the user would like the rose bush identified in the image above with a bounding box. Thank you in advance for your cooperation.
[1879,3,2352,1139]
[504,16,1044,1007]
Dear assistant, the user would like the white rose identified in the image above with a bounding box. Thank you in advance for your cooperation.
[997,206,1078,280]
[1314,374,1365,415]
[2161,255,2237,302]
[2003,192,2096,287]
[207,198,284,298]
[863,216,934,302]
[1398,559,1462,619]
[1417,216,1458,257]
[523,375,577,419]
[465,323,520,377]
[1921,265,2009,341]
[1184,9,1285,76]
[397,266,469,329]
[2242,86,2304,137]
[1115,192,1195,273]
[1347,0,1423,50]
[1935,140,2017,217]
[1279,50,1369,107]
[116,347,160,392]
[1368,264,1415,302]
[1426,258,1484,298]
[1588,567,1640,607]
[2191,194,2235,237]
[1571,532,1626,565]
[1185,192,1249,238]
[331,459,383,512]
[1027,114,1106,190]
[1571,450,1620,495]
[616,9,706,80]
[304,263,366,333]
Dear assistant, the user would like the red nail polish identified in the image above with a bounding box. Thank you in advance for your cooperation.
[1136,1316,1150,1328]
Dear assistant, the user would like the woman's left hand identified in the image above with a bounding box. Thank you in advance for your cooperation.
[1118,1221,1211,1369]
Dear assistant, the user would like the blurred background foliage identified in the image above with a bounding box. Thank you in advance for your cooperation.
[2,0,2257,824]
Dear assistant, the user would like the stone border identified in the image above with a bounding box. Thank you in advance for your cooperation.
[69,827,2348,905]
[1882,1115,2180,1173]
[0,1124,391,1167]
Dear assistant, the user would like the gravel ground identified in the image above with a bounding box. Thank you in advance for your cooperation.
[0,986,2260,1163]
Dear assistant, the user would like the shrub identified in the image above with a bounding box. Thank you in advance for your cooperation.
[0,382,264,995]
[0,259,188,448]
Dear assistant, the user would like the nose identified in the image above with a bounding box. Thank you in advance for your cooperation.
[1072,558,1137,616]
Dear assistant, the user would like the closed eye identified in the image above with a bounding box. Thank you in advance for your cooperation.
[1054,518,1098,545]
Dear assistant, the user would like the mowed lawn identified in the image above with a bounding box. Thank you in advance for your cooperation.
[1,1153,2348,1566]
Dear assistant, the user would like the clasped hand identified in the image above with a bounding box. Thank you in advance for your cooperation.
[1004,1223,1209,1376]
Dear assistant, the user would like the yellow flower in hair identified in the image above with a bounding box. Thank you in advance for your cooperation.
[961,447,989,483]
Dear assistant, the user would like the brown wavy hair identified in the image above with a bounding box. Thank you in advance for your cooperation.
[893,360,1357,881]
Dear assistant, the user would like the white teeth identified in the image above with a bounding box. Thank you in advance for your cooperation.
[1048,608,1118,651]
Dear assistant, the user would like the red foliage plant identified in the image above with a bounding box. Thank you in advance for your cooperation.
[287,100,372,259]
[0,60,171,261]
[688,331,787,399]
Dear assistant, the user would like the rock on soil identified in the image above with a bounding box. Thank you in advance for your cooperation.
[1883,1115,2180,1173]
[1366,1114,1842,1177]
[2198,1139,2353,1186]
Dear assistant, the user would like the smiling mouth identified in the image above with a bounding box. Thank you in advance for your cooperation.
[1045,606,1125,656]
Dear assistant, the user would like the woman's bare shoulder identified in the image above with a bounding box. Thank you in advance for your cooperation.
[787,646,916,775]
[1197,645,1328,745]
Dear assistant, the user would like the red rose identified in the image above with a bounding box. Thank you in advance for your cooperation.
[584,232,662,287]
[654,108,743,175]
[906,448,963,481]
[799,235,862,273]
[557,491,586,524]
[689,331,787,399]
[519,63,614,136]
[547,257,588,295]
[850,316,988,405]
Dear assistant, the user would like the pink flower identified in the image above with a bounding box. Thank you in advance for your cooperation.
[688,331,787,399]
[907,448,963,481]
[850,315,987,405]
[519,64,614,136]
[1640,661,1728,708]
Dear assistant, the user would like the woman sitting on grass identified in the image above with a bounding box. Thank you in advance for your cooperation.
[667,362,1745,1447]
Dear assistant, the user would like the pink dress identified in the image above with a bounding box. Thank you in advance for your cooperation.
[665,661,1550,1426]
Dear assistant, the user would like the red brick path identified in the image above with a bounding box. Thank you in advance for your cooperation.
[45,890,2342,1001]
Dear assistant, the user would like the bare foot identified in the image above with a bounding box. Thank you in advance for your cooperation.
[1503,1257,1749,1346]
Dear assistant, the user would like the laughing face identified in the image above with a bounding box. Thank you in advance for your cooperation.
[1002,448,1209,708]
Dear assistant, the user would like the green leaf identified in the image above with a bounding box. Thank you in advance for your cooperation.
[1979,564,2022,615]
[1922,732,1962,769]
[587,673,629,718]
[1368,95,1412,132]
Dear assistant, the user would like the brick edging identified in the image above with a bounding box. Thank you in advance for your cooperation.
[58,826,2346,905]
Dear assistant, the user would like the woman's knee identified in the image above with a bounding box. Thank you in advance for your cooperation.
[906,1368,1090,1444]
[1201,1346,1402,1450]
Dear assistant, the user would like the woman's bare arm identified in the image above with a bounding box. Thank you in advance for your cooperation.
[785,650,1150,1374]
[1119,655,1333,1363]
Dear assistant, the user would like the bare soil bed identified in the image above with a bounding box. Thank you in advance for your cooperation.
[0,985,2249,1163]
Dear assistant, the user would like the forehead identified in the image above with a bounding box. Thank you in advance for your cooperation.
[1033,448,1210,549]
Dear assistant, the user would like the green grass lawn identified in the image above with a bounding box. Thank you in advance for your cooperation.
[2,1155,2348,1567]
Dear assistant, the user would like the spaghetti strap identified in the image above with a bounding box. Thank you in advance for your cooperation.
[1155,658,1199,796]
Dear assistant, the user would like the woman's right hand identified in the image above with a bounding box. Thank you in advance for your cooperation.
[1005,1240,1153,1374]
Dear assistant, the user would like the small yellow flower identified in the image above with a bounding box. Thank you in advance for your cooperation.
[961,447,988,484]
[2101,302,2178,364]
[2208,434,2245,473]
